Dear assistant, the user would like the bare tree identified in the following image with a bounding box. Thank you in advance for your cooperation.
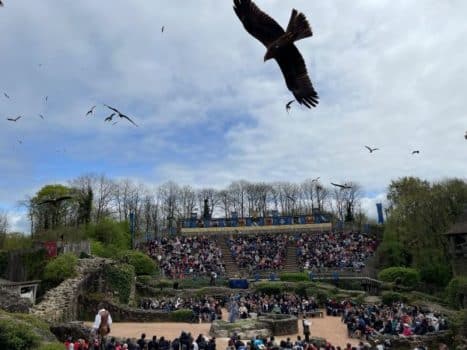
[228,180,249,218]
[158,181,180,231]
[179,185,197,219]
[0,210,8,248]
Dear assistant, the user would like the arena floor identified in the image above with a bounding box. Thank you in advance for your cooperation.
[86,310,359,348]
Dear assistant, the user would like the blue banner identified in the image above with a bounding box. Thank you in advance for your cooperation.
[376,203,384,224]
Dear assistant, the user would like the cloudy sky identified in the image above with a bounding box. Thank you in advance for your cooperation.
[0,1,466,233]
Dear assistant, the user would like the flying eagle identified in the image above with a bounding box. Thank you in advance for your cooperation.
[412,150,420,155]
[85,106,96,117]
[365,145,379,153]
[0,1,4,7]
[103,104,138,127]
[38,196,73,206]
[286,100,294,113]
[7,116,21,122]
[234,0,319,108]
[331,182,352,189]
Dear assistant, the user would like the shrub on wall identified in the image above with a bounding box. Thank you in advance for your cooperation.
[381,291,408,305]
[446,276,467,309]
[279,272,309,282]
[43,253,78,283]
[0,319,40,350]
[104,263,135,304]
[170,309,195,322]
[38,343,67,350]
[378,267,421,288]
[253,282,285,295]
[117,250,156,276]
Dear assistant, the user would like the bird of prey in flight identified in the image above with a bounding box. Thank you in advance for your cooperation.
[7,116,21,122]
[234,0,319,108]
[103,104,138,127]
[3,92,10,99]
[39,114,45,120]
[104,113,116,122]
[0,1,4,7]
[161,26,165,33]
[365,145,379,153]
[465,131,467,140]
[38,196,73,206]
[45,96,48,103]
[331,182,352,189]
[311,177,320,182]
[85,106,96,117]
[412,150,420,154]
[286,100,294,113]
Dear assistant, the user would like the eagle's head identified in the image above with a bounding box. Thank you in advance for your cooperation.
[264,44,280,61]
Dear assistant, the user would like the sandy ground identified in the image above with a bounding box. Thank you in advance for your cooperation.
[85,310,359,348]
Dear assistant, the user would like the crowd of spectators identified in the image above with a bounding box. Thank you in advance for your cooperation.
[140,296,224,322]
[142,236,225,278]
[325,299,448,340]
[228,234,289,271]
[296,232,377,272]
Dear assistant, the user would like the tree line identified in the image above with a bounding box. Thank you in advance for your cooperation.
[19,174,366,238]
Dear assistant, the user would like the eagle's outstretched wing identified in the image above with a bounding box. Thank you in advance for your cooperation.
[275,46,319,108]
[233,0,284,47]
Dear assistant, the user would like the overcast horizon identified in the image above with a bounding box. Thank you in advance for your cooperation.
[1,1,466,233]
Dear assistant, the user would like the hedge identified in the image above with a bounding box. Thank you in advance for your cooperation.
[253,282,285,295]
[381,291,408,305]
[117,250,156,276]
[279,272,309,282]
[0,318,40,350]
[104,263,135,304]
[170,309,195,322]
[43,253,78,283]
[378,267,421,288]
[37,343,67,350]
[446,276,467,309]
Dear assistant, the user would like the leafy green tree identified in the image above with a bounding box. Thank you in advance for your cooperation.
[117,250,156,275]
[43,253,78,283]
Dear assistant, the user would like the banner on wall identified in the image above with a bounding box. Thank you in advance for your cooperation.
[44,241,57,258]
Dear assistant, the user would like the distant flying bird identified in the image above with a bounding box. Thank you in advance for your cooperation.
[161,26,165,33]
[233,0,319,108]
[38,196,73,206]
[7,116,21,122]
[104,113,116,122]
[411,150,420,154]
[331,182,352,189]
[365,145,379,153]
[3,92,10,99]
[465,131,467,140]
[0,1,3,7]
[286,100,294,113]
[311,177,320,182]
[85,105,96,117]
[17,140,22,144]
[103,104,138,127]
[39,114,45,120]
[44,96,48,103]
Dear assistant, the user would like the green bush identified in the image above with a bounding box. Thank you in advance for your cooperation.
[253,282,284,295]
[446,276,467,309]
[378,267,421,288]
[0,318,40,350]
[170,309,195,322]
[419,263,452,287]
[279,272,309,282]
[154,279,173,290]
[117,250,156,276]
[90,240,120,258]
[381,291,408,305]
[104,263,135,304]
[375,240,411,268]
[43,253,78,283]
[87,219,130,249]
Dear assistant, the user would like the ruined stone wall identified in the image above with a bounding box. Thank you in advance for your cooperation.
[31,257,111,322]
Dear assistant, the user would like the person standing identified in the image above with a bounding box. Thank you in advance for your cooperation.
[302,318,311,343]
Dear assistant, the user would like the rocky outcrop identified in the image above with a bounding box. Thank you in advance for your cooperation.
[0,288,32,313]
[32,257,112,322]
[50,321,92,342]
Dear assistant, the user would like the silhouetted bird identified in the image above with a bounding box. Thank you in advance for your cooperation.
[311,177,320,182]
[17,140,22,144]
[331,182,352,189]
[39,114,45,120]
[234,0,319,108]
[104,113,116,122]
[0,1,4,7]
[45,96,48,103]
[4,92,10,99]
[103,104,138,127]
[412,150,420,154]
[7,116,21,122]
[85,106,96,117]
[465,131,467,140]
[365,145,379,153]
[286,100,294,113]
[161,26,165,33]
[38,196,73,206]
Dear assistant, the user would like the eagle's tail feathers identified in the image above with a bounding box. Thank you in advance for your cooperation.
[286,9,313,42]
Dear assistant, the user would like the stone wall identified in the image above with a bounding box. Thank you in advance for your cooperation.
[0,288,32,313]
[31,257,111,322]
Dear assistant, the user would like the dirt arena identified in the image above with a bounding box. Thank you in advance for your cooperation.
[87,311,359,348]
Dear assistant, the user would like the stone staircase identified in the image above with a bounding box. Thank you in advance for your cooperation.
[282,241,300,273]
[214,235,242,278]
